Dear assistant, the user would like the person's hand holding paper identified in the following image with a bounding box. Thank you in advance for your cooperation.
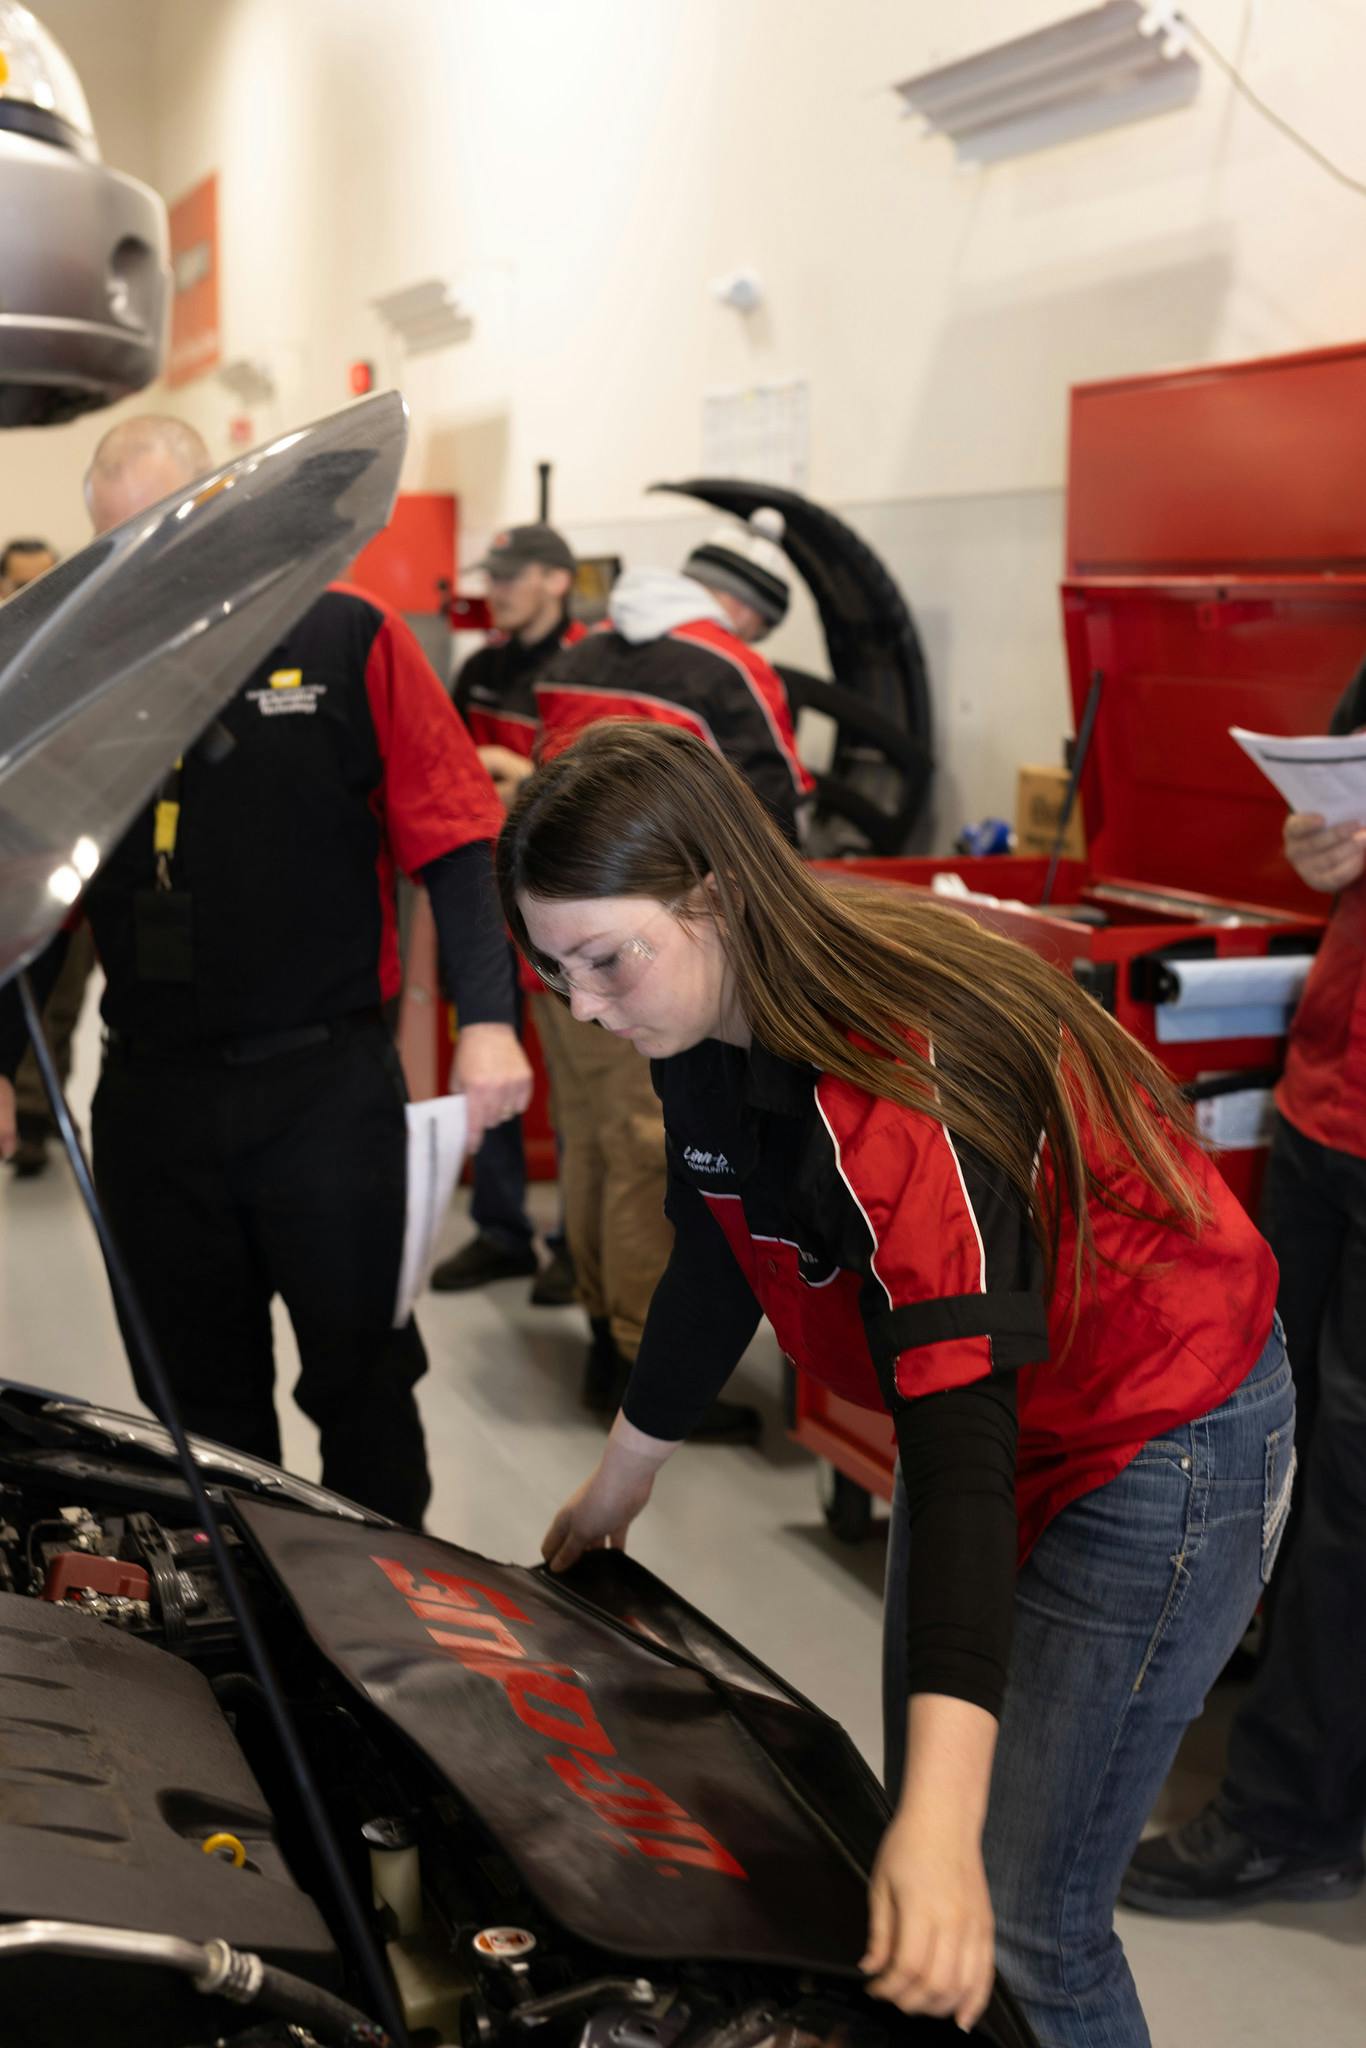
[1284,812,1366,894]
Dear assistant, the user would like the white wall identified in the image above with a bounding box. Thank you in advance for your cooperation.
[8,0,1366,841]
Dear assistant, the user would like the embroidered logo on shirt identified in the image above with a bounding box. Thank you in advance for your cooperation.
[683,1144,733,1178]
[247,674,328,717]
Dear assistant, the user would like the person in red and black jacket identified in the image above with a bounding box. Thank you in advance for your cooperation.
[526,516,814,1430]
[497,722,1290,2048]
[434,523,585,1299]
[1125,661,1366,1917]
[0,418,531,1529]
[534,508,812,842]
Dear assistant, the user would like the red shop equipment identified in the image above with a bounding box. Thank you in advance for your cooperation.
[796,339,1366,1540]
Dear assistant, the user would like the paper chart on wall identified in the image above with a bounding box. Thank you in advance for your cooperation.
[1231,726,1366,826]
[394,1094,468,1327]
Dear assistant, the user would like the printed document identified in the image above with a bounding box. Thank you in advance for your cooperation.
[394,1094,468,1326]
[1231,726,1366,826]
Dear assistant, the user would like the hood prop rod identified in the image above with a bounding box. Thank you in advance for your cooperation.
[16,971,410,2048]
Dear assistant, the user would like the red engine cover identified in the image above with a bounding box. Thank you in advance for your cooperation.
[42,1553,151,1603]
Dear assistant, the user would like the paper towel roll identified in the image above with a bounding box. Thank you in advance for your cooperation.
[1152,955,1313,1045]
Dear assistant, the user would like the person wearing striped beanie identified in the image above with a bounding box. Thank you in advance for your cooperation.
[682,507,790,644]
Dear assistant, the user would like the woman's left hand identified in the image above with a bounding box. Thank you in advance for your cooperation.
[862,1806,996,2031]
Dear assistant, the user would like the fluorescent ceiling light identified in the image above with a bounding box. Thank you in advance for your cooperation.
[216,358,277,407]
[370,279,473,357]
[895,1,1200,164]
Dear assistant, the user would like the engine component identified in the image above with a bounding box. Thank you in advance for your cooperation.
[203,1832,249,1869]
[365,1813,483,2039]
[41,1550,150,1603]
[474,1927,538,1965]
[0,1595,337,2048]
[365,1813,423,1939]
[0,1920,391,2048]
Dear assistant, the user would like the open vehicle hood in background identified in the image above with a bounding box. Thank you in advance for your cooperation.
[0,390,408,990]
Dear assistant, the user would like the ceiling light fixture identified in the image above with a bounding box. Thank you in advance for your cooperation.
[894,0,1200,164]
[370,279,474,358]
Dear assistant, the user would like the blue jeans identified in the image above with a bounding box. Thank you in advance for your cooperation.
[883,1321,1295,2048]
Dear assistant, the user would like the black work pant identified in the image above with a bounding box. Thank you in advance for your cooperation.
[1221,1111,1366,1858]
[92,1020,430,1527]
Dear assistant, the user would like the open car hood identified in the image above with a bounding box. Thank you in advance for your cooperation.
[0,391,408,989]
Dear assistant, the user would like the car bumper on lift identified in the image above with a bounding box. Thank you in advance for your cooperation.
[0,127,169,425]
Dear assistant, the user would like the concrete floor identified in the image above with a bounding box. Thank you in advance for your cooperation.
[1,995,1362,2046]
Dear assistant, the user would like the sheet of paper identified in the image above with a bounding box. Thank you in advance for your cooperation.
[1231,726,1366,825]
[1195,1086,1277,1152]
[393,1094,468,1327]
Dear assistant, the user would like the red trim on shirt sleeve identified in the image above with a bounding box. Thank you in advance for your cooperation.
[814,1070,1037,1398]
[361,603,504,876]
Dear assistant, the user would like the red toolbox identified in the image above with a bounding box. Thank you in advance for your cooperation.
[796,341,1366,1535]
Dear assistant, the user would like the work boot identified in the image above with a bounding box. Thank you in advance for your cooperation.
[530,1244,576,1308]
[429,1234,538,1292]
[7,1117,50,1180]
[1120,1801,1365,1917]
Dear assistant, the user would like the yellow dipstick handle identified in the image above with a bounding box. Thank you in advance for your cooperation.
[202,1832,247,1868]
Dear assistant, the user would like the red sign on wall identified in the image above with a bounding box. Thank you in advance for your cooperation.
[167,173,220,389]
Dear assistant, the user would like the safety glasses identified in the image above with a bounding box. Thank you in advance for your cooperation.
[531,904,674,999]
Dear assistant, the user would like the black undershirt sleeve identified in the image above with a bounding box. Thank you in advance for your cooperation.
[1329,656,1366,735]
[419,839,516,1031]
[855,1131,1043,1725]
[0,928,71,1080]
[621,1142,763,1440]
[891,1370,1020,1720]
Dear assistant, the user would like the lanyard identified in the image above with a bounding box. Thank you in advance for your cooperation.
[153,760,183,891]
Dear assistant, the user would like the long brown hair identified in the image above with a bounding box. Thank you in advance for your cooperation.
[497,723,1209,1311]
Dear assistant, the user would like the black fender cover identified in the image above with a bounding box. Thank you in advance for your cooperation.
[230,1497,885,1973]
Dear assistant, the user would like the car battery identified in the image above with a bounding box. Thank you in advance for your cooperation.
[794,339,1366,1525]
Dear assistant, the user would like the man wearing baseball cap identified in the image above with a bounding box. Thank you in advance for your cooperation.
[432,522,585,1299]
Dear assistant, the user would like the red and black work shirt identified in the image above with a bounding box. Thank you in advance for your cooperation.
[624,1033,1278,1711]
[1277,659,1366,1160]
[454,616,586,759]
[535,617,814,840]
[78,583,504,1047]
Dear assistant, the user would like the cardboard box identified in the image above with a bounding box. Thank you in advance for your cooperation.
[1016,763,1086,861]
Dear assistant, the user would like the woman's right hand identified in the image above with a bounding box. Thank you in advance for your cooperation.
[1284,811,1366,893]
[541,1416,678,1573]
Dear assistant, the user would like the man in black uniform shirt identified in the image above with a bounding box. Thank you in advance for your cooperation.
[432,524,584,1298]
[0,418,531,1526]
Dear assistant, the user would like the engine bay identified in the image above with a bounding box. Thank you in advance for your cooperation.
[0,1405,1036,2048]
